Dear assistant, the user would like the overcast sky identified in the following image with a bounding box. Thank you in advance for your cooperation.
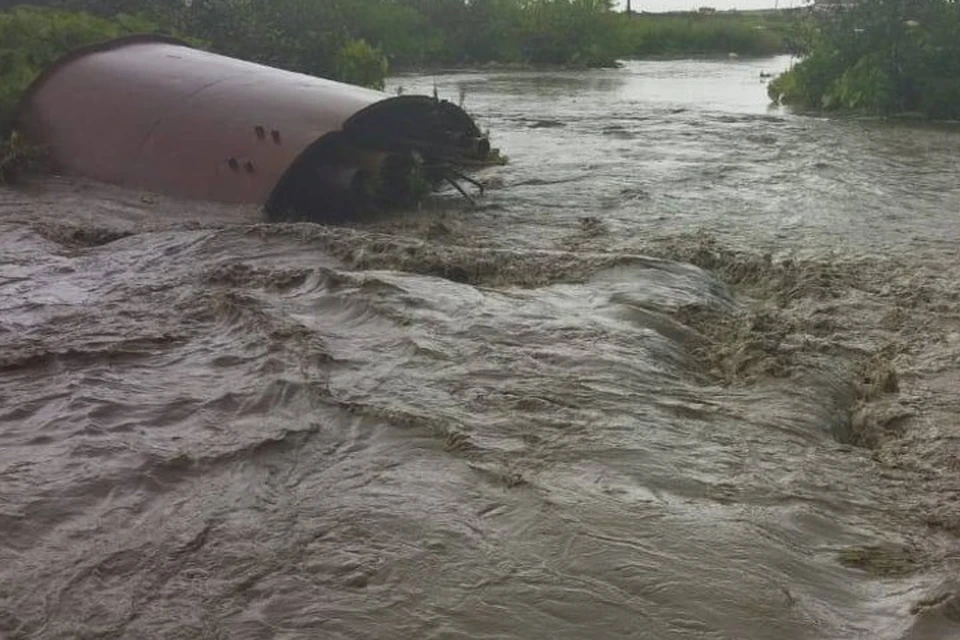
[616,0,807,11]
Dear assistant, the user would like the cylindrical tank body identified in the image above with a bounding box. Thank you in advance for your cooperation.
[15,36,389,205]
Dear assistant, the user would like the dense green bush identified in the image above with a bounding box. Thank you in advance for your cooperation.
[335,39,389,92]
[769,0,960,118]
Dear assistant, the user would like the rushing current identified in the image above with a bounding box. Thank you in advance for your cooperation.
[3,56,960,640]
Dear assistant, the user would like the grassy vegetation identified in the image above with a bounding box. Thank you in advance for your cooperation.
[624,10,802,58]
[769,0,960,119]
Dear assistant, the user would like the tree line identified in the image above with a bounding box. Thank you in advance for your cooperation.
[6,1,800,82]
[5,0,954,142]
[0,0,801,138]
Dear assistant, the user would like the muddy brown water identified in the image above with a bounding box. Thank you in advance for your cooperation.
[3,56,960,639]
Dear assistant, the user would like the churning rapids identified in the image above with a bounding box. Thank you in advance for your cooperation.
[3,56,960,640]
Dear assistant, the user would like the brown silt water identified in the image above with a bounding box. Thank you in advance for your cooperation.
[3,56,960,639]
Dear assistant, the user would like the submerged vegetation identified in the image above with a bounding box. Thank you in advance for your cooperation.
[0,131,43,185]
[769,0,960,119]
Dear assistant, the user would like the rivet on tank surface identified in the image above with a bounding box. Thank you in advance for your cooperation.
[271,129,281,144]
[227,157,239,170]
[255,125,266,139]
[244,161,255,173]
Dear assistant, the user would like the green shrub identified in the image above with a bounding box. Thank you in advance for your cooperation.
[769,0,960,118]
[335,39,389,91]
[828,53,895,111]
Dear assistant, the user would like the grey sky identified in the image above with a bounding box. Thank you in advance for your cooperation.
[616,0,807,11]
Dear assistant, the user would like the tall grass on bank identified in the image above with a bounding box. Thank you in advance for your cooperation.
[624,12,795,58]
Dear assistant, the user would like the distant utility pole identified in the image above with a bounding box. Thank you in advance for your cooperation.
[627,0,632,15]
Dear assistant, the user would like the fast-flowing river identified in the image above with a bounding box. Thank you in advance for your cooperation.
[3,56,960,639]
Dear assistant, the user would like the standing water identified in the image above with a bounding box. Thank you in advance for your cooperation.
[3,56,960,639]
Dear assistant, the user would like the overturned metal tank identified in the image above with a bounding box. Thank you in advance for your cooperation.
[15,35,491,220]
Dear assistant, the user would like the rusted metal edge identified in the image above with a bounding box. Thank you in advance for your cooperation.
[344,95,482,139]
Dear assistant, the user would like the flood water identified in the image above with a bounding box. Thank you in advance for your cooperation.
[3,56,960,639]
